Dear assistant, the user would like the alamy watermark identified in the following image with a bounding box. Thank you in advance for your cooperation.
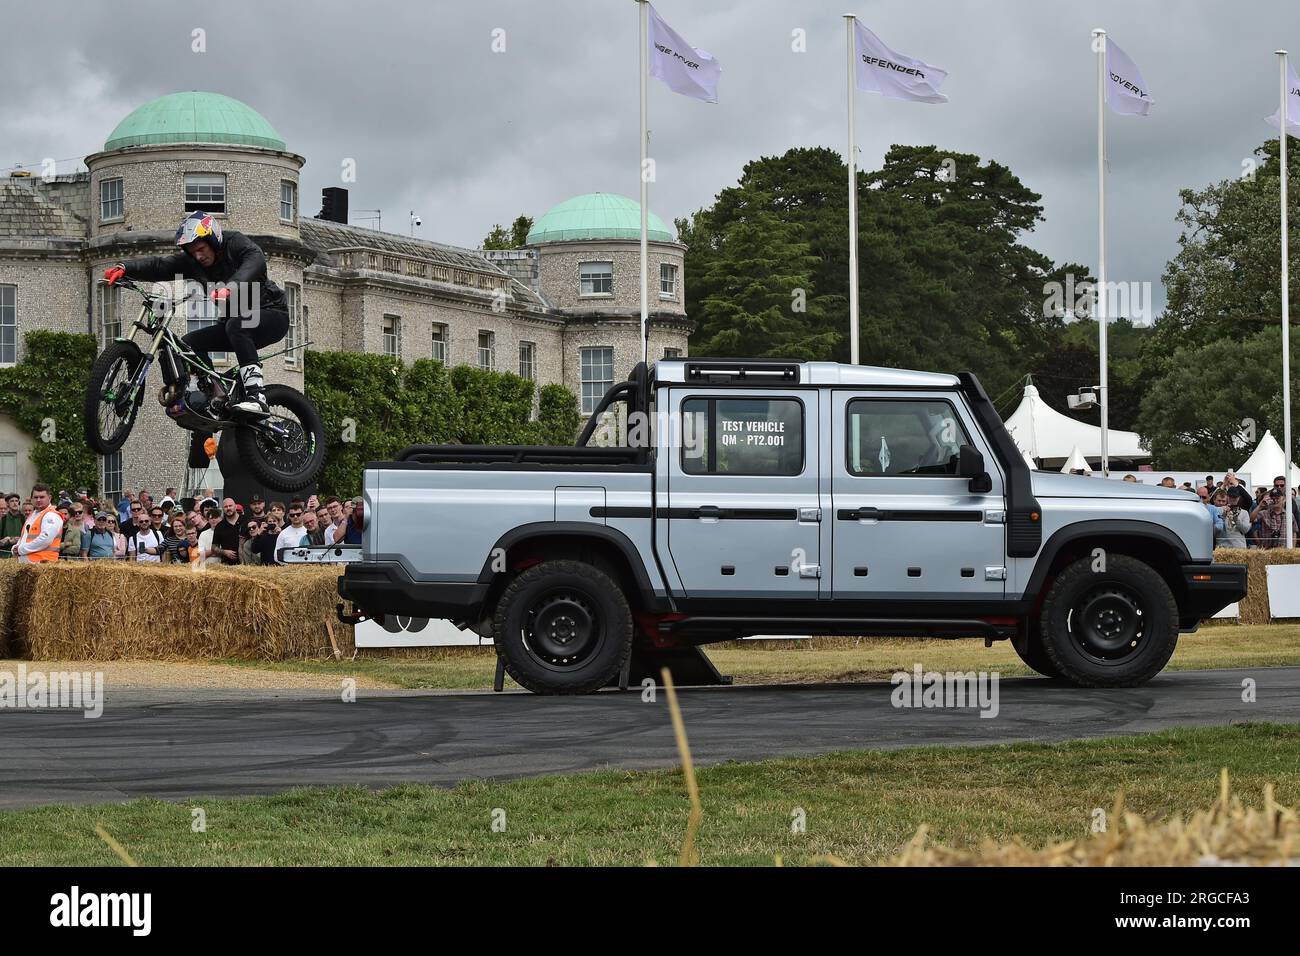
[0,664,104,718]
[1042,274,1153,325]
[890,664,1000,719]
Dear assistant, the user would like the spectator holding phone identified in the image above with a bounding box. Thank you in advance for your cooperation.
[1213,487,1252,548]
[1250,486,1299,548]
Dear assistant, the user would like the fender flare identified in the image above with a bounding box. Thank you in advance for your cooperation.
[1019,519,1194,601]
[479,521,663,607]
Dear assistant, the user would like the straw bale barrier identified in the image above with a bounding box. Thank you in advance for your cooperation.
[0,561,353,661]
[1212,547,1300,624]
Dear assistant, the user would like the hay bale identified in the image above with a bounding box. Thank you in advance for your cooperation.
[222,564,355,658]
[1212,547,1300,624]
[8,562,353,661]
[0,560,24,655]
[886,770,1299,866]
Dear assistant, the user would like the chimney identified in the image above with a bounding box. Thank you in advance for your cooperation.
[318,187,349,224]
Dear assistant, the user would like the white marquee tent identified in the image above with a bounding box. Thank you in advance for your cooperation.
[1003,383,1150,467]
[1237,430,1300,487]
[1060,445,1093,474]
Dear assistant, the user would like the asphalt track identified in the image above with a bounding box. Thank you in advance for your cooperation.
[1,667,1298,809]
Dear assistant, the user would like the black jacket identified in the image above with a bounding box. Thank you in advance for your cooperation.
[122,231,287,311]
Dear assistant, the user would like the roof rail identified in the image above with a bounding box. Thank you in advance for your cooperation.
[683,360,801,386]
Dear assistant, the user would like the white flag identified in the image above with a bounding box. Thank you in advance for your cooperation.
[648,4,721,103]
[1104,37,1153,116]
[1265,61,1300,137]
[853,21,948,104]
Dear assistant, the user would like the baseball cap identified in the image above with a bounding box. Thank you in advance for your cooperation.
[250,494,264,503]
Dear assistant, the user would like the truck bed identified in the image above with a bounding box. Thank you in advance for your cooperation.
[393,444,645,468]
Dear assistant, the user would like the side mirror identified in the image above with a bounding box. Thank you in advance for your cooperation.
[959,444,992,494]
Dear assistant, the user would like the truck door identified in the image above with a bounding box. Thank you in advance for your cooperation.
[830,392,1007,600]
[666,389,822,599]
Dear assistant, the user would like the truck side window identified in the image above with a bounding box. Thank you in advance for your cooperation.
[681,397,803,476]
[846,399,969,477]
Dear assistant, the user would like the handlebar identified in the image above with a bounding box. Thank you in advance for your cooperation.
[107,277,203,306]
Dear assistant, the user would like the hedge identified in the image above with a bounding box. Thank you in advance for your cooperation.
[0,331,99,494]
[305,350,581,498]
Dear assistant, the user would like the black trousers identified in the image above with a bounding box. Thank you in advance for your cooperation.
[183,307,290,370]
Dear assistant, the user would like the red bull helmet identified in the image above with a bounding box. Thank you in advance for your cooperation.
[175,211,223,252]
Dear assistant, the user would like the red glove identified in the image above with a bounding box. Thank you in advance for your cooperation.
[210,287,231,301]
[103,265,125,285]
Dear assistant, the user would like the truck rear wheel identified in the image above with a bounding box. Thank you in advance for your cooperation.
[493,559,633,694]
[1039,554,1179,687]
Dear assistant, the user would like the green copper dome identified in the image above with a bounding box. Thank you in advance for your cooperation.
[527,193,674,244]
[104,92,287,151]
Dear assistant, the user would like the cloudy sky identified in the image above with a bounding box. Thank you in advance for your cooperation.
[6,0,1300,318]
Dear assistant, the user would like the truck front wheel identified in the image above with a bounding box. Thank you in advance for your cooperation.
[493,559,633,694]
[1039,554,1179,687]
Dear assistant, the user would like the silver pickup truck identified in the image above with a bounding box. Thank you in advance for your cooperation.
[338,358,1246,694]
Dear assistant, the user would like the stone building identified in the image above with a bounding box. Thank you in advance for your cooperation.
[0,91,691,499]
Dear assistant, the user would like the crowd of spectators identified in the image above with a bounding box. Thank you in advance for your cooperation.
[1117,472,1300,550]
[0,485,364,564]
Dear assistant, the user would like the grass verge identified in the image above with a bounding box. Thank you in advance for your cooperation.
[3,723,1298,866]
[212,623,1300,691]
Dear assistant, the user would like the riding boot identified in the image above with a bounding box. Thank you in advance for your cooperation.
[232,363,269,415]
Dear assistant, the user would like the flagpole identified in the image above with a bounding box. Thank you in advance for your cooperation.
[845,14,859,365]
[638,0,650,366]
[1280,49,1293,546]
[1094,28,1110,477]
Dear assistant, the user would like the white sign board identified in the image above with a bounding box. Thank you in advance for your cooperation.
[1265,565,1300,618]
[355,616,489,648]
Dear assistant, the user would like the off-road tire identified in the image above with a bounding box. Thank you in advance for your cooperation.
[1039,553,1179,687]
[84,341,146,454]
[492,559,633,694]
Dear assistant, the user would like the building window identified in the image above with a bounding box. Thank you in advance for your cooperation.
[99,450,124,501]
[579,262,613,296]
[382,314,401,359]
[280,180,296,222]
[660,263,678,297]
[100,178,124,222]
[97,284,123,349]
[284,283,301,367]
[0,452,16,493]
[580,346,614,414]
[184,173,226,214]
[663,347,682,359]
[431,323,448,364]
[477,331,495,370]
[518,341,535,380]
[186,294,227,365]
[0,285,16,366]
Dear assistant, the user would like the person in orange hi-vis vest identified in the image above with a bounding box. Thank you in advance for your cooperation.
[15,484,63,563]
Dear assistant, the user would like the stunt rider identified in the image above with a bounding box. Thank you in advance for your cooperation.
[103,212,289,416]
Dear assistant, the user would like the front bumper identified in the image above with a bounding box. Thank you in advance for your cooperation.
[1179,562,1247,626]
[338,561,486,622]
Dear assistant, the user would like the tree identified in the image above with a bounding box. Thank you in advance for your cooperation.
[1134,326,1300,469]
[1137,138,1300,462]
[482,214,534,250]
[686,202,842,358]
[681,145,1089,403]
